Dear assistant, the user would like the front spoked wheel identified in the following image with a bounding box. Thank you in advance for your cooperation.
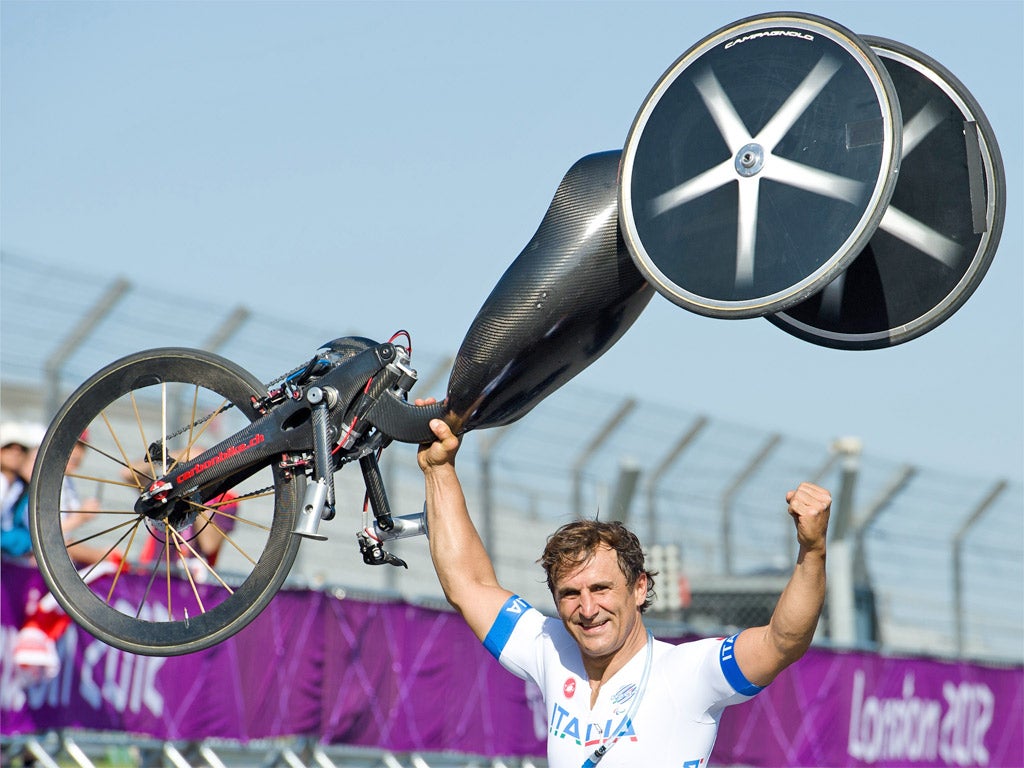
[29,348,303,656]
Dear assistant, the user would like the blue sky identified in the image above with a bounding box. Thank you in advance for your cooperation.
[2,0,1021,481]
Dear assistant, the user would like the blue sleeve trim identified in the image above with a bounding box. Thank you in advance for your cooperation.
[482,595,532,660]
[719,633,764,696]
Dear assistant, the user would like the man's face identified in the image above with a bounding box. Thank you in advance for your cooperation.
[552,544,647,663]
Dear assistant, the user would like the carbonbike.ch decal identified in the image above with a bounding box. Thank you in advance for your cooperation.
[175,434,266,485]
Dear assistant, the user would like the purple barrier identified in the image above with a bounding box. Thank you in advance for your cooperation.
[0,561,544,755]
[3,562,1021,766]
[718,648,1024,767]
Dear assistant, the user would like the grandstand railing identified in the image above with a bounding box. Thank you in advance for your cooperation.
[2,251,1022,665]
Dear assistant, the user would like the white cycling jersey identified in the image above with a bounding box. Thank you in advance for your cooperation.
[483,595,762,768]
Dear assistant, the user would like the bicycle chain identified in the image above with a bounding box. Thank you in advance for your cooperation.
[158,365,304,444]
[153,365,310,510]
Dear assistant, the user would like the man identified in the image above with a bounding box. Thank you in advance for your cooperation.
[417,416,830,766]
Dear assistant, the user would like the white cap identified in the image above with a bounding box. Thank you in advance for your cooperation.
[0,421,46,450]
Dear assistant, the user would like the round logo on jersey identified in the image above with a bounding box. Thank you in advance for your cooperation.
[611,683,638,706]
[563,678,577,698]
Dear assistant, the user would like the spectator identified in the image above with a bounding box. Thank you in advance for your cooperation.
[1,421,45,560]
[60,430,101,536]
[2,422,117,683]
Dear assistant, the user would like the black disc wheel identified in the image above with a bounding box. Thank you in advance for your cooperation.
[620,12,902,318]
[767,37,1006,349]
[29,348,303,656]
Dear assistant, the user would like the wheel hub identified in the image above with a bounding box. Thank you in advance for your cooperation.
[734,143,765,177]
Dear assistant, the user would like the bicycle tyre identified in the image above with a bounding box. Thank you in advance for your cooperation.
[30,347,303,656]
[619,12,902,318]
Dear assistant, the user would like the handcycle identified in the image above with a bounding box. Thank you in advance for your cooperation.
[28,150,649,657]
[27,11,1003,657]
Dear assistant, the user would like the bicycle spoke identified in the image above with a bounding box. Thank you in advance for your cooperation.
[160,395,233,479]
[203,505,271,533]
[178,520,236,592]
[165,532,173,621]
[79,432,143,482]
[762,155,865,203]
[191,505,258,568]
[63,508,137,516]
[879,206,964,267]
[186,385,200,458]
[136,541,168,620]
[129,391,159,482]
[178,396,231,463]
[71,524,140,584]
[872,100,963,268]
[66,472,143,491]
[102,409,148,489]
[736,178,761,288]
[819,272,846,321]
[65,516,143,550]
[901,100,944,159]
[693,68,752,149]
[168,527,207,615]
[651,159,735,217]
[161,384,168,475]
[105,524,140,602]
[756,55,841,150]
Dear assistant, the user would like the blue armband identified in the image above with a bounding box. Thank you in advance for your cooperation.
[482,595,532,659]
[719,633,764,696]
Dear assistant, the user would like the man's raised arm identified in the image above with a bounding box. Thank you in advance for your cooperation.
[734,481,830,687]
[417,416,514,641]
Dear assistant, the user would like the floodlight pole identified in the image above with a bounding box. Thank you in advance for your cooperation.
[202,305,251,352]
[479,424,514,553]
[571,398,636,519]
[608,458,642,523]
[721,433,781,575]
[645,415,708,543]
[953,479,1006,656]
[830,463,916,647]
[44,277,131,418]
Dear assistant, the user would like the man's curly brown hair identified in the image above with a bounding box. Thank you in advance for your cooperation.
[538,519,657,612]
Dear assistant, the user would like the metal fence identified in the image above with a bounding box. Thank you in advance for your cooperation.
[2,251,1022,666]
[1,729,544,768]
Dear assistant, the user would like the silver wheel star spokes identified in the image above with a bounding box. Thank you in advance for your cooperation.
[651,54,866,289]
[818,100,965,319]
[876,100,964,268]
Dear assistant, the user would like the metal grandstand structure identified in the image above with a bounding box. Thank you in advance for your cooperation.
[2,251,1022,767]
[3,251,1021,661]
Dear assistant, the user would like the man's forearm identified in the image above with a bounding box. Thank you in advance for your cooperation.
[767,546,826,663]
[736,482,830,686]
[423,464,500,608]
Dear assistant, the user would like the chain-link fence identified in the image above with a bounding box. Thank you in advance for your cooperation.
[2,251,1022,665]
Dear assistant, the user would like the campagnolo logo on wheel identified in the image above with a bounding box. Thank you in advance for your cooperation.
[724,29,815,49]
